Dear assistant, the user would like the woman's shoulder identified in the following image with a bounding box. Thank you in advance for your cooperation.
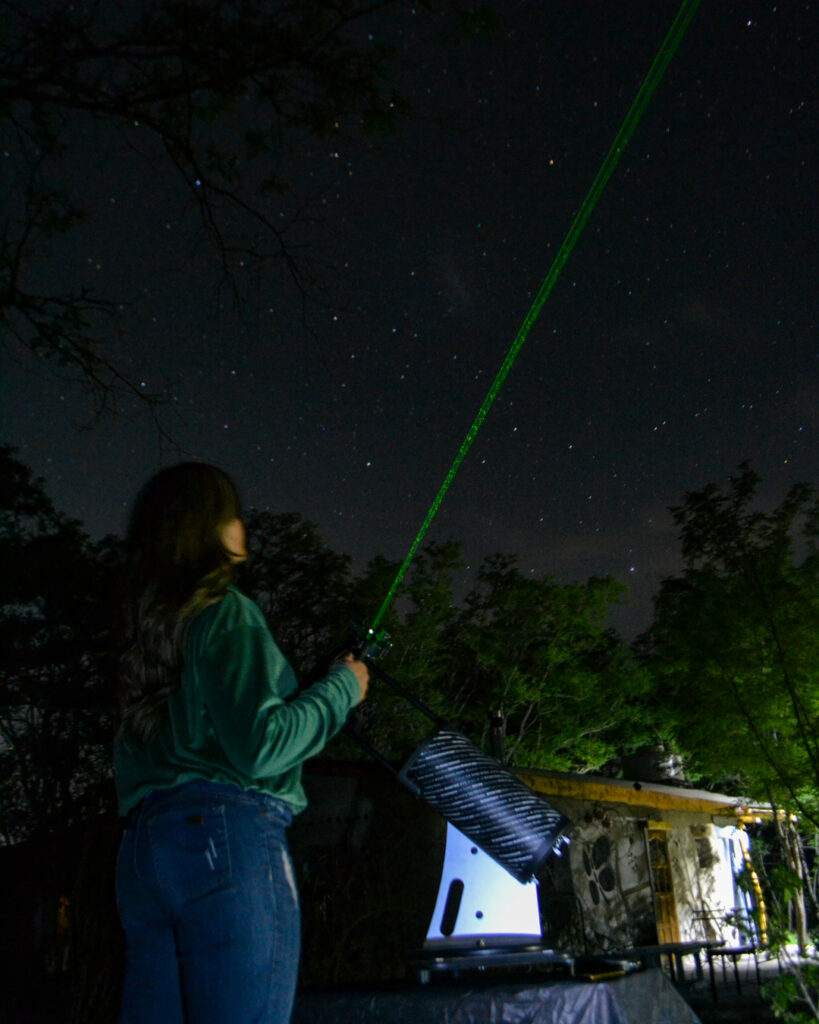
[192,586,268,643]
[213,586,268,630]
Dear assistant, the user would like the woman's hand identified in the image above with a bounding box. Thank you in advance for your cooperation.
[336,653,369,703]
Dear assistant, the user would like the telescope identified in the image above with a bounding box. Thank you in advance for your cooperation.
[349,644,571,977]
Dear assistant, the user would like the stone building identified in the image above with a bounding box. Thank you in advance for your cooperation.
[517,767,766,955]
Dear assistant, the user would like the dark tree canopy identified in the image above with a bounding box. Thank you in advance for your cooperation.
[350,544,652,771]
[641,464,819,822]
[0,447,120,841]
[240,508,353,672]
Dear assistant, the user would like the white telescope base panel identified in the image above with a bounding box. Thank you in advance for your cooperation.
[424,821,542,949]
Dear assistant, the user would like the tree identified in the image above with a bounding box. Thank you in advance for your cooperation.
[1,0,393,408]
[350,545,651,772]
[444,555,652,770]
[642,465,819,816]
[239,508,353,673]
[345,540,464,759]
[641,465,819,952]
[0,446,119,843]
[1,0,488,412]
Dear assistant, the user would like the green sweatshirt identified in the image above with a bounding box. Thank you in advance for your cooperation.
[115,587,359,816]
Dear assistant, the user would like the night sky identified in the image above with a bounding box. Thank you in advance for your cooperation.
[2,1,816,636]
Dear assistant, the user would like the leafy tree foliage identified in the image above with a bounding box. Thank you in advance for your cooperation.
[641,465,819,822]
[353,544,651,771]
[450,555,651,769]
[240,508,353,673]
[0,446,120,842]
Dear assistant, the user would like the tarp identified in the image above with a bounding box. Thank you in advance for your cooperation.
[292,968,702,1024]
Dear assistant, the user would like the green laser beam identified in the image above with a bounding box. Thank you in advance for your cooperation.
[370,0,703,634]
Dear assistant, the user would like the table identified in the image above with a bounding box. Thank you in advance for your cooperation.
[607,941,721,997]
[705,944,761,1002]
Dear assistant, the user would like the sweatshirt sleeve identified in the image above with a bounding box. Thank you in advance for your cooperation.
[196,622,360,780]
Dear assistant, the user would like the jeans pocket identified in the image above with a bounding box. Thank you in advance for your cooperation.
[260,797,294,831]
[148,804,233,906]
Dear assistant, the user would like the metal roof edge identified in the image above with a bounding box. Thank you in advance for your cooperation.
[514,767,770,818]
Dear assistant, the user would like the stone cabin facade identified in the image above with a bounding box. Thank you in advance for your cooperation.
[516,768,765,956]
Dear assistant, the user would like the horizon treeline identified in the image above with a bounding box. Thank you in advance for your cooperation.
[2,445,818,847]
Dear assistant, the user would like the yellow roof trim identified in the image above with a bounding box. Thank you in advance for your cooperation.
[516,771,749,817]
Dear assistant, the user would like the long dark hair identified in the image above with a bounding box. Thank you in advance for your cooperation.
[118,462,242,743]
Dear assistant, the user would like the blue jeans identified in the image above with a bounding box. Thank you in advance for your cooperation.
[116,780,300,1024]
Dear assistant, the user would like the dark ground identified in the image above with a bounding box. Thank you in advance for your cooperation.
[3,955,786,1024]
[684,950,783,1024]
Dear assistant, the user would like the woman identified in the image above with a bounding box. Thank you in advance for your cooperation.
[114,463,368,1024]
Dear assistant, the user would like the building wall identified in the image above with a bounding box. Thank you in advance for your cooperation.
[538,794,744,955]
[568,810,655,951]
